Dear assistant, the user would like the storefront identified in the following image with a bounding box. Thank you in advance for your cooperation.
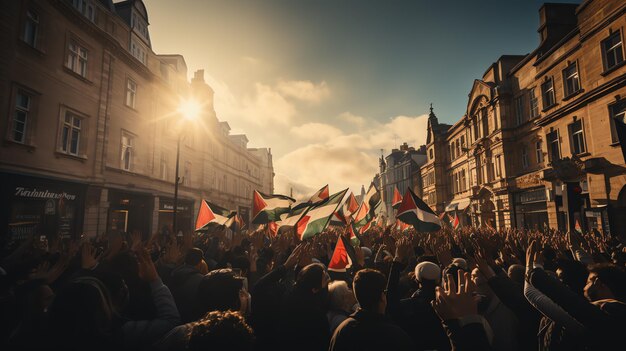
[513,187,548,230]
[107,190,153,236]
[0,172,86,248]
[157,197,194,236]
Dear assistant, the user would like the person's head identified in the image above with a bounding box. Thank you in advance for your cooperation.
[414,261,441,291]
[231,255,251,277]
[185,248,207,270]
[471,268,492,298]
[188,311,254,351]
[507,264,525,286]
[47,277,115,346]
[328,280,356,313]
[195,269,244,316]
[555,259,588,295]
[584,264,626,302]
[452,258,468,271]
[296,263,329,295]
[15,279,54,317]
[353,269,387,314]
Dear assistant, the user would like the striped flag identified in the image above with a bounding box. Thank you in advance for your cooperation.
[392,186,403,209]
[396,188,442,232]
[195,200,234,231]
[252,191,295,224]
[395,219,410,232]
[296,189,348,240]
[353,183,381,229]
[449,214,460,230]
[309,185,330,204]
[226,213,246,232]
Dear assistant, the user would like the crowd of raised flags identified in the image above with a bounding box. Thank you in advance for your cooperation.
[193,183,462,273]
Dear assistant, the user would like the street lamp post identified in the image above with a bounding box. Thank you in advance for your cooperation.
[173,98,200,236]
[173,133,181,235]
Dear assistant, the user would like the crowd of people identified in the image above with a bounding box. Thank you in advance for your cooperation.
[0,223,625,350]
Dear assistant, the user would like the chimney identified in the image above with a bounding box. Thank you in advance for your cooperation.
[537,3,578,55]
[192,69,205,83]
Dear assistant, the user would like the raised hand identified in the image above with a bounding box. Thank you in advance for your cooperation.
[137,248,159,282]
[432,270,478,321]
[394,238,412,263]
[162,240,181,264]
[81,242,102,270]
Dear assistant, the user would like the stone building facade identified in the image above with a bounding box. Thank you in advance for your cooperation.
[378,142,427,220]
[424,0,626,236]
[0,0,273,244]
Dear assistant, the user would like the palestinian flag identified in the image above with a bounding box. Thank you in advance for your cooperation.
[574,218,583,233]
[344,192,360,217]
[277,201,310,229]
[226,213,246,232]
[614,111,626,163]
[353,183,381,229]
[396,188,442,232]
[267,222,279,237]
[195,200,234,231]
[347,222,361,246]
[252,191,295,224]
[451,214,460,230]
[328,235,355,272]
[296,189,348,240]
[392,186,403,209]
[396,219,410,232]
[309,185,330,204]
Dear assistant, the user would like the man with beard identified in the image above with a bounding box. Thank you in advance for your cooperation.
[279,263,331,351]
[329,269,414,351]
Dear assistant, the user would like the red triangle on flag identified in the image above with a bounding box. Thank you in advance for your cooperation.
[195,200,217,231]
[319,185,329,200]
[296,215,311,239]
[328,236,351,272]
[397,189,417,214]
[267,221,278,237]
[392,186,403,208]
[252,191,268,220]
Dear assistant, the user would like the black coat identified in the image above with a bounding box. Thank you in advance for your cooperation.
[168,265,204,323]
[329,309,415,351]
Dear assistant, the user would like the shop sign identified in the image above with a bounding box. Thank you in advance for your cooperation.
[160,203,190,212]
[14,187,77,200]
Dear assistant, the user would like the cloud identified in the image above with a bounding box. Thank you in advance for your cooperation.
[338,112,366,128]
[276,80,330,103]
[290,122,343,141]
[274,113,430,196]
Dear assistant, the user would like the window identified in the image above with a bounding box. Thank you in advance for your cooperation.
[72,0,95,22]
[130,40,146,65]
[473,119,479,140]
[547,130,560,162]
[23,10,39,47]
[429,148,433,159]
[515,95,524,125]
[460,135,465,148]
[66,40,88,77]
[455,140,461,157]
[121,133,133,171]
[541,78,555,109]
[569,119,586,155]
[610,100,626,143]
[460,170,466,191]
[184,162,192,186]
[160,154,168,181]
[12,91,31,143]
[535,141,544,163]
[563,62,580,97]
[529,88,539,118]
[125,79,136,108]
[521,147,529,170]
[481,109,489,137]
[61,112,82,156]
[495,155,502,178]
[602,31,624,71]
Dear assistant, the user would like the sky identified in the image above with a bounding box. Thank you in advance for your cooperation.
[146,0,581,198]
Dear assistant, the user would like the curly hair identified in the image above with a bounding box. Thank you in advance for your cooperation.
[188,310,254,351]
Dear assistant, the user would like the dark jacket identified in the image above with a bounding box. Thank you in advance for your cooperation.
[529,267,626,350]
[168,265,204,323]
[329,309,415,351]
[280,285,331,351]
[387,262,451,351]
[250,265,292,350]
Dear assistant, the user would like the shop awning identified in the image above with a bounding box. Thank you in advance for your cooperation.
[445,198,471,212]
